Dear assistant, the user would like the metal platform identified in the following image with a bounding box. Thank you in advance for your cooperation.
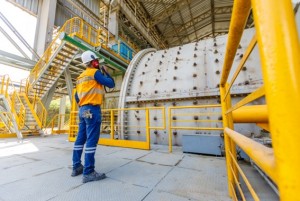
[0,135,277,201]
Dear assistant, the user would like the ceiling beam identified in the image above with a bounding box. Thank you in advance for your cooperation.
[169,20,229,45]
[164,8,212,37]
[0,50,36,65]
[150,0,192,27]
[164,6,232,37]
[64,0,103,28]
[187,0,198,41]
[119,0,166,49]
[162,2,184,44]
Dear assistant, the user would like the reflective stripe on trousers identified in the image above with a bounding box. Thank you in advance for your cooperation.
[72,105,101,175]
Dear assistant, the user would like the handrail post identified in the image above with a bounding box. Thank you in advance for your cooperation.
[110,110,114,139]
[162,107,166,129]
[58,114,61,131]
[168,107,172,153]
[51,118,54,134]
[145,108,150,150]
[251,0,300,199]
[220,0,251,86]
[220,84,236,197]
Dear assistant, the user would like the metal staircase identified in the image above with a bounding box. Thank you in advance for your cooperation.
[18,93,43,135]
[0,75,25,139]
[1,17,129,138]
[23,42,79,100]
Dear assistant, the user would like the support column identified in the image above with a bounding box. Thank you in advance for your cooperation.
[108,7,119,40]
[59,95,66,129]
[251,0,300,199]
[64,66,74,104]
[296,6,300,39]
[42,80,57,110]
[34,0,57,55]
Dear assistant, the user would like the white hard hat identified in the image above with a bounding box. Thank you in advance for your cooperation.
[81,50,99,64]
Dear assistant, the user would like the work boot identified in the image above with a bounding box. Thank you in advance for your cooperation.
[71,164,83,177]
[82,171,106,183]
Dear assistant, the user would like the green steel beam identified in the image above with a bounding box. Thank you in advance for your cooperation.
[60,32,126,73]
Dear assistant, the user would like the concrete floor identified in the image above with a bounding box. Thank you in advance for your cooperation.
[0,135,277,201]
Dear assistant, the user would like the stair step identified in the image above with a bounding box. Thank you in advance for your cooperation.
[52,60,68,66]
[57,52,73,59]
[54,57,71,62]
[45,68,63,74]
[64,43,77,50]
[61,48,76,55]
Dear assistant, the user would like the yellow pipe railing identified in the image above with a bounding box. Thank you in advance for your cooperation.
[0,112,15,136]
[27,96,47,128]
[69,107,166,150]
[225,128,277,183]
[226,86,265,114]
[232,105,268,123]
[223,34,257,100]
[220,0,252,86]
[228,151,259,201]
[45,114,70,134]
[0,75,26,131]
[168,104,223,153]
[220,0,300,200]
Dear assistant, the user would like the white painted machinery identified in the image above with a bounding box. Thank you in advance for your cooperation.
[118,28,265,152]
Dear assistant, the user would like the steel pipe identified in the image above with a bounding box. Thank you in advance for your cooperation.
[225,127,277,184]
[220,0,251,86]
[232,105,268,123]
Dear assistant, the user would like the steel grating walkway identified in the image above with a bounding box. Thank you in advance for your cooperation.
[0,135,277,201]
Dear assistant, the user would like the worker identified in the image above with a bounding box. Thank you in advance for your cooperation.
[71,50,115,183]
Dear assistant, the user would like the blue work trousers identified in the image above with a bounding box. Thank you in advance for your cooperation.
[72,105,101,175]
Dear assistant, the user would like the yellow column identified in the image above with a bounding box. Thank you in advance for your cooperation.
[145,108,150,150]
[110,110,114,139]
[168,107,172,153]
[220,0,251,86]
[251,0,300,200]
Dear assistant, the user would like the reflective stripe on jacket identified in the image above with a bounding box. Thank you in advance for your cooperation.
[76,68,104,106]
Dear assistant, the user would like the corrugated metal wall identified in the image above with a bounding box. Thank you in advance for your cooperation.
[7,0,100,28]
[7,0,39,15]
[55,0,100,28]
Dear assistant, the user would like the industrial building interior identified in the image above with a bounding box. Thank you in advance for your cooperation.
[0,0,299,200]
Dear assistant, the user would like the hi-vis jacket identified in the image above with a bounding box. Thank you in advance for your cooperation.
[76,68,104,106]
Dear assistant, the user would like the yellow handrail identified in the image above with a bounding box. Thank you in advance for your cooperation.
[219,0,300,200]
[45,114,70,134]
[0,112,15,134]
[0,75,26,130]
[68,89,166,150]
[27,96,47,128]
[168,105,223,153]
[23,17,101,98]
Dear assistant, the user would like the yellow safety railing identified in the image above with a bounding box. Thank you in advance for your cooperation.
[220,0,300,200]
[168,105,223,152]
[0,112,16,137]
[22,17,134,100]
[65,17,100,47]
[0,75,25,130]
[27,96,47,128]
[44,114,70,134]
[22,17,101,97]
[69,105,165,150]
[97,27,135,63]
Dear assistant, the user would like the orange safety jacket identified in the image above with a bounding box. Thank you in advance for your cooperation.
[76,68,104,106]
